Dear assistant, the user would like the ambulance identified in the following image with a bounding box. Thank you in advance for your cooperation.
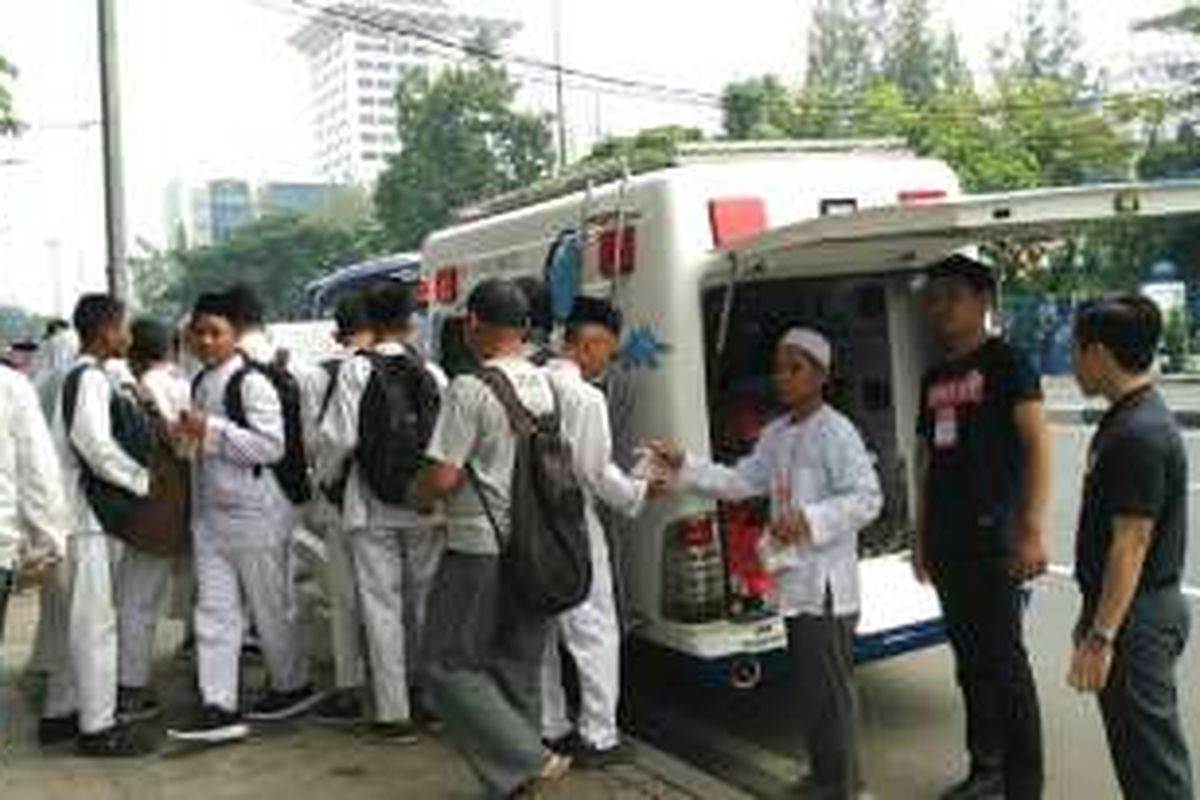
[421,140,1200,688]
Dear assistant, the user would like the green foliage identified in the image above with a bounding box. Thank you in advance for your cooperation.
[722,77,795,140]
[580,125,704,167]
[141,215,380,321]
[373,62,554,250]
[1164,307,1190,371]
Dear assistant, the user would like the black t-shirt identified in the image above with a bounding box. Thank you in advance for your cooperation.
[918,337,1043,561]
[1075,387,1188,602]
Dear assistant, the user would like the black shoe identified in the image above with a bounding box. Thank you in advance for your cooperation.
[543,731,581,757]
[246,685,325,721]
[369,720,419,745]
[410,694,443,732]
[76,724,156,757]
[117,686,163,723]
[941,771,1005,800]
[167,705,250,744]
[573,741,632,770]
[38,714,80,746]
[313,688,365,724]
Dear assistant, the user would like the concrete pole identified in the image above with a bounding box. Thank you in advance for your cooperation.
[552,0,567,173]
[98,0,128,301]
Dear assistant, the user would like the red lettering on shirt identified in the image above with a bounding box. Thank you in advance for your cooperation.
[926,369,985,412]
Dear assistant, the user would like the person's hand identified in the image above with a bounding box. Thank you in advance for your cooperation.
[771,506,812,545]
[15,553,60,591]
[1067,637,1113,693]
[1010,520,1048,581]
[646,439,684,473]
[173,410,208,444]
[647,475,674,500]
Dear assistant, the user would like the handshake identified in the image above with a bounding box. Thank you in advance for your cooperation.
[636,441,685,501]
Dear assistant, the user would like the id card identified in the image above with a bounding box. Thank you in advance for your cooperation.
[933,408,958,449]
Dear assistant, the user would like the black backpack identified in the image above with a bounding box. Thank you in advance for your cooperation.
[316,358,350,507]
[469,366,591,615]
[222,356,312,505]
[61,364,154,539]
[355,350,441,506]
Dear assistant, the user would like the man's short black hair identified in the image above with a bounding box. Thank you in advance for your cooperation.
[192,289,239,325]
[129,316,172,365]
[467,278,529,329]
[43,318,70,339]
[72,294,125,345]
[366,282,416,330]
[515,276,553,333]
[927,254,998,296]
[333,291,372,336]
[1074,293,1162,374]
[565,296,623,341]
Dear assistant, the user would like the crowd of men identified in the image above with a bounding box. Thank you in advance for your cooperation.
[0,255,1192,800]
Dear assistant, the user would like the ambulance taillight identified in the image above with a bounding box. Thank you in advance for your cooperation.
[661,513,726,624]
[898,189,947,205]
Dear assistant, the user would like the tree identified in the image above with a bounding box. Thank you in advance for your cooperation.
[1,53,19,136]
[881,0,941,105]
[580,125,704,167]
[805,0,874,132]
[142,215,379,320]
[721,77,796,140]
[374,62,554,250]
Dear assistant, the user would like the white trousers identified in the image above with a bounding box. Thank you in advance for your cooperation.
[541,523,621,750]
[116,548,174,689]
[194,528,309,712]
[310,502,366,691]
[43,533,118,734]
[349,525,443,722]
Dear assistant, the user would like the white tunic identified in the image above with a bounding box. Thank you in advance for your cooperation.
[679,404,882,617]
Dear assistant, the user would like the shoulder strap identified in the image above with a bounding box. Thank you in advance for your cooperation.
[474,366,537,437]
[224,364,253,428]
[61,363,94,434]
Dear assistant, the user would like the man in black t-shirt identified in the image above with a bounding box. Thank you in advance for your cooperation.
[915,255,1051,800]
[1069,295,1192,799]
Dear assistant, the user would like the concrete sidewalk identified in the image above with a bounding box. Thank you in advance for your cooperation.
[0,590,744,800]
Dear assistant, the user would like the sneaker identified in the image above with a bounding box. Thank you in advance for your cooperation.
[167,705,250,744]
[369,720,420,745]
[940,770,1004,800]
[38,714,80,747]
[246,685,325,722]
[573,741,632,770]
[313,688,365,724]
[77,724,156,757]
[539,750,572,781]
[117,686,163,723]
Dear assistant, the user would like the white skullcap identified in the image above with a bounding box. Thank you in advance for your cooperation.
[779,327,832,371]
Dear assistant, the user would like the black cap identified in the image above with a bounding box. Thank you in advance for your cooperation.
[515,275,552,332]
[193,290,240,322]
[366,282,416,329]
[927,254,997,295]
[467,278,529,329]
[333,292,372,336]
[567,296,623,337]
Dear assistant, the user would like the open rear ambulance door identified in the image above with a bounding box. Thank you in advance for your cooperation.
[710,179,1200,662]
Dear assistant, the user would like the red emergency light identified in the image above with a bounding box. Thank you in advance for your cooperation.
[598,226,636,276]
[434,267,459,304]
[898,189,947,205]
[415,278,431,306]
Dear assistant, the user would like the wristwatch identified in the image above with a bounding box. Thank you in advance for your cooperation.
[1086,625,1116,649]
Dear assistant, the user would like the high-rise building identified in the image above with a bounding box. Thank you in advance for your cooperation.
[289,0,517,186]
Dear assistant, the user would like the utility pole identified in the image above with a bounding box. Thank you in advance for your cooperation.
[98,0,128,301]
[552,0,567,173]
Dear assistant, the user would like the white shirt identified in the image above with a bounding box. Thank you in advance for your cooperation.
[51,355,151,535]
[317,341,447,530]
[191,353,290,536]
[140,363,191,424]
[679,404,882,617]
[544,358,646,527]
[425,355,554,555]
[0,365,68,569]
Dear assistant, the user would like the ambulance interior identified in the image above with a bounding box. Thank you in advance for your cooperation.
[700,272,933,614]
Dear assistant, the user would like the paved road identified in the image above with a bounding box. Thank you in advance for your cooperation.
[627,425,1200,799]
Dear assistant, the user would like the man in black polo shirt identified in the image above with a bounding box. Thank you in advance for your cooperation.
[1069,294,1193,799]
[915,255,1051,800]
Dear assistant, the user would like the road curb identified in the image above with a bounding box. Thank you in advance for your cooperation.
[1048,407,1200,428]
[628,737,757,799]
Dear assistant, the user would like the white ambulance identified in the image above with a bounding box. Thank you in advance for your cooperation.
[421,141,1200,687]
